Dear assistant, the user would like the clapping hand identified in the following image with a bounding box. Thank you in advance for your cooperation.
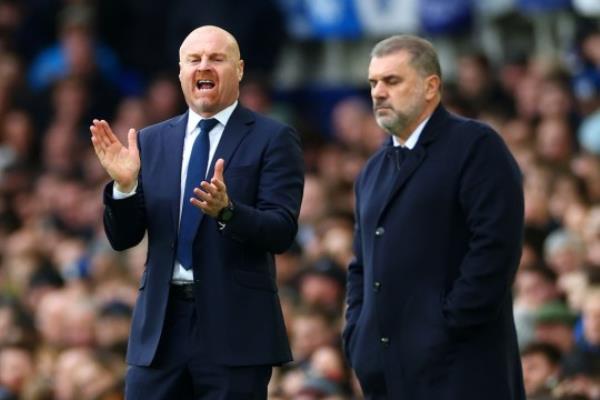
[90,119,140,192]
[191,158,229,217]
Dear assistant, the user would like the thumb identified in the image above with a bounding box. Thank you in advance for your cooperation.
[127,128,138,155]
[214,158,225,181]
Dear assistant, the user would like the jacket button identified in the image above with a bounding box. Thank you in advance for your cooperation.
[373,281,382,292]
[380,337,390,345]
[170,241,175,249]
[375,227,385,236]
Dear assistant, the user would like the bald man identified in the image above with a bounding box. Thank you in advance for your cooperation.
[90,26,304,399]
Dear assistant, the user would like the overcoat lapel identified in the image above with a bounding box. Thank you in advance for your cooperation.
[376,104,448,223]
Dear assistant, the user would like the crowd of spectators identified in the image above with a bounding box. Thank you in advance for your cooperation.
[0,1,599,399]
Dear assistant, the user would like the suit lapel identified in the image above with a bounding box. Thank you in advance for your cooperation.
[376,104,448,223]
[206,104,254,178]
[197,104,255,229]
[163,111,188,233]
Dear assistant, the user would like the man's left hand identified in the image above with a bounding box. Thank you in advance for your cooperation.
[192,158,229,218]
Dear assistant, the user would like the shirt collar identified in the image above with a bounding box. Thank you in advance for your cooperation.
[392,115,431,149]
[186,100,238,134]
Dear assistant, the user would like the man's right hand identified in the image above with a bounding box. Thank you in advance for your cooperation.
[90,119,140,192]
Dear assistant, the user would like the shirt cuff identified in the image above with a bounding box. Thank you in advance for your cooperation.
[112,181,138,199]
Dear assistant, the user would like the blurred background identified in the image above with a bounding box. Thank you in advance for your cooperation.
[0,0,599,399]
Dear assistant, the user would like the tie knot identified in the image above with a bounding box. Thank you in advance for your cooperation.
[386,145,408,156]
[198,118,218,134]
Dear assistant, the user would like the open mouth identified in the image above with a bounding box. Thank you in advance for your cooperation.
[195,79,215,91]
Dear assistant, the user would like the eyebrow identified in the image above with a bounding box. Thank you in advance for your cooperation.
[185,51,228,59]
[369,73,400,82]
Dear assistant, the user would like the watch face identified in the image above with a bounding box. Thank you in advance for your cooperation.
[220,208,234,222]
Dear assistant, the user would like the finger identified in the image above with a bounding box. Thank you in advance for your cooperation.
[90,134,102,152]
[213,158,225,181]
[200,181,220,196]
[100,120,120,144]
[195,188,227,212]
[210,178,226,192]
[90,124,108,150]
[95,119,121,149]
[193,187,213,202]
[92,119,114,148]
[127,128,139,156]
[190,198,207,210]
[193,188,225,212]
[190,198,213,213]
[90,135,105,158]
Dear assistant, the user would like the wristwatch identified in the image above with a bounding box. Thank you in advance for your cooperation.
[217,200,235,223]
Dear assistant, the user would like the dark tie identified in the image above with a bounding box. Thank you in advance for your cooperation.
[374,145,408,195]
[386,145,409,170]
[176,118,219,270]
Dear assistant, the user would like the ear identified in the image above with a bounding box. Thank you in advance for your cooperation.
[238,59,245,82]
[425,75,441,101]
[178,62,183,81]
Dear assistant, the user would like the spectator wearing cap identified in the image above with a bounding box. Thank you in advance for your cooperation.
[24,263,64,313]
[95,301,132,356]
[534,301,578,354]
[297,258,346,314]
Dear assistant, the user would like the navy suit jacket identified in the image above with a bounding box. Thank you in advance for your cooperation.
[103,104,304,367]
[343,105,526,399]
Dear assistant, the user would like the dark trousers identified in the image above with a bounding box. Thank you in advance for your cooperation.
[125,287,272,400]
[362,370,388,400]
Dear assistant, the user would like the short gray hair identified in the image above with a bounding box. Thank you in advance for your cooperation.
[371,35,442,80]
[544,229,586,258]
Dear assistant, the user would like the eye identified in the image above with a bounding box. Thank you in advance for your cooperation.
[208,53,225,62]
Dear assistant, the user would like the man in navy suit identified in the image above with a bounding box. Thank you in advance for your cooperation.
[343,35,526,399]
[90,25,304,399]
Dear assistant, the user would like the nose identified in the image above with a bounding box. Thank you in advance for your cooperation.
[371,81,387,100]
[196,56,212,71]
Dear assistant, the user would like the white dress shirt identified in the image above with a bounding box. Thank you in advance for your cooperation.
[392,115,430,149]
[113,101,238,282]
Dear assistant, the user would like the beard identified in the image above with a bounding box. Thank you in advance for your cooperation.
[375,108,410,135]
[373,98,425,138]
